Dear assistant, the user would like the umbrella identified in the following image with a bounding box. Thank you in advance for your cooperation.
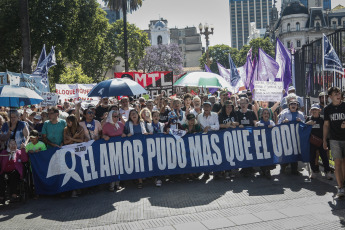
[0,85,44,107]
[173,72,232,89]
[88,78,147,98]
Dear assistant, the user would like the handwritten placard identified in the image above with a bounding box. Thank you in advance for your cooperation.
[254,81,283,102]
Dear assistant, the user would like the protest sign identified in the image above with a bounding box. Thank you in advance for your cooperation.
[115,71,173,98]
[254,81,283,102]
[30,122,311,195]
[0,71,49,94]
[55,83,98,102]
[41,92,59,106]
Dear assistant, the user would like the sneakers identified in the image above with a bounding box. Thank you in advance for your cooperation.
[155,179,162,187]
[336,187,345,197]
[326,172,333,180]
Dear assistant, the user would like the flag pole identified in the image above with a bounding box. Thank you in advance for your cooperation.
[322,35,326,104]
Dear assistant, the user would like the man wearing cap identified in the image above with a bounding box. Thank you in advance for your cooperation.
[306,104,331,180]
[323,87,345,197]
[281,86,304,111]
[197,101,219,133]
[278,98,305,175]
[318,92,328,116]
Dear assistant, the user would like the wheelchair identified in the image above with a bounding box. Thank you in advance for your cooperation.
[1,162,33,204]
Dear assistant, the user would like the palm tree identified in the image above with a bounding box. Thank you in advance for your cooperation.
[104,0,143,72]
[19,0,32,73]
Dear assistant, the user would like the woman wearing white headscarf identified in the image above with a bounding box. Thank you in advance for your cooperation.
[102,110,125,141]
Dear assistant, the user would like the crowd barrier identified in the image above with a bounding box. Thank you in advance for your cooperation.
[29,122,312,195]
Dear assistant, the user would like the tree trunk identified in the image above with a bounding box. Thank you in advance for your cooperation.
[19,0,32,73]
[122,0,129,72]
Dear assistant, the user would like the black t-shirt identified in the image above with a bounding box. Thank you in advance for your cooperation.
[236,110,257,126]
[324,102,345,140]
[212,103,222,113]
[159,107,171,123]
[95,106,108,121]
[306,116,324,138]
[218,112,238,127]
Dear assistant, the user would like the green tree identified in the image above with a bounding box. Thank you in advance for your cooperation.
[199,44,239,74]
[236,37,275,66]
[111,20,150,70]
[59,62,93,84]
[104,0,143,71]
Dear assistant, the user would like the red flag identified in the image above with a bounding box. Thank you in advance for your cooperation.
[190,90,197,95]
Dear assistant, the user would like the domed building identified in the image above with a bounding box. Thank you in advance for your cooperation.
[274,1,333,49]
[149,19,170,46]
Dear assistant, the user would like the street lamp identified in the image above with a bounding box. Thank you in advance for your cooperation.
[199,23,214,68]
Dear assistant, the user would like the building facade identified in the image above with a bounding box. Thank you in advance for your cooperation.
[144,19,202,68]
[281,0,331,12]
[101,7,123,24]
[273,1,345,50]
[229,0,273,49]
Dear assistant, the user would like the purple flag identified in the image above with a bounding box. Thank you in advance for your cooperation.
[250,56,257,91]
[257,48,279,81]
[242,48,253,89]
[204,64,218,94]
[275,38,292,93]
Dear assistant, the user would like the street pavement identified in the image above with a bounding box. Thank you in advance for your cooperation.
[1,163,345,230]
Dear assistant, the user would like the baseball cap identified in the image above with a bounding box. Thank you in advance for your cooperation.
[310,104,321,110]
[186,113,196,120]
[288,86,296,91]
[29,130,39,138]
[318,92,327,97]
[203,101,212,106]
[34,114,42,120]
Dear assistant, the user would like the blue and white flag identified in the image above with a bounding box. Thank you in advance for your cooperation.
[31,46,57,91]
[323,34,343,74]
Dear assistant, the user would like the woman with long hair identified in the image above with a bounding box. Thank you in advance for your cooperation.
[63,115,85,145]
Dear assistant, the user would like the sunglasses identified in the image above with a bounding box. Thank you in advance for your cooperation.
[87,111,94,115]
[289,103,297,105]
[112,115,119,118]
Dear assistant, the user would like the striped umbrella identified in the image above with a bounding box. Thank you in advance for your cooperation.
[173,72,232,89]
[0,85,43,107]
[88,78,147,98]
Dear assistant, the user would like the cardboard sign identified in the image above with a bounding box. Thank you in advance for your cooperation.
[254,81,283,102]
[115,71,173,99]
[41,92,59,106]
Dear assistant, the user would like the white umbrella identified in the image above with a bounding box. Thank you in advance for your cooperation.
[0,85,43,107]
[173,72,232,89]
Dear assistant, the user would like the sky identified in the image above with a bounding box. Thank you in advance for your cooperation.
[99,0,344,48]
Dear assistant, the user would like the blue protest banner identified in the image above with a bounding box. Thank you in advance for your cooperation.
[29,122,312,195]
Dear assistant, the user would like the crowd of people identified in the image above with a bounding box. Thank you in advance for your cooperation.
[1,85,345,202]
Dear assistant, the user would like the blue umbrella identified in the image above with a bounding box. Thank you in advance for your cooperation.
[0,85,43,107]
[88,78,147,98]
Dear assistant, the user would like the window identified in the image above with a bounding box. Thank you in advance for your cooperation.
[287,23,290,32]
[332,21,337,29]
[297,40,301,47]
[343,21,345,28]
[157,36,162,45]
[316,22,320,31]
[296,22,300,31]
[287,41,291,48]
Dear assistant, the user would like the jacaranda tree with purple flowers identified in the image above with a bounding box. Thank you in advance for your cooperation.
[138,44,183,74]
